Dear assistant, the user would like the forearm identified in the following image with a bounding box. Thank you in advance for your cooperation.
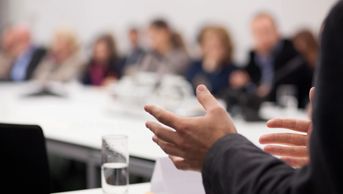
[202,134,309,194]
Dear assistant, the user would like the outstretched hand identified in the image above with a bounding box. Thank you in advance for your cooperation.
[259,87,315,168]
[145,85,236,171]
[260,118,311,168]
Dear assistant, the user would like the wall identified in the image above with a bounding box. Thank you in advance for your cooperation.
[0,0,10,31]
[5,0,337,63]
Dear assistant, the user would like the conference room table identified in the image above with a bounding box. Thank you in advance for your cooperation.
[0,82,308,189]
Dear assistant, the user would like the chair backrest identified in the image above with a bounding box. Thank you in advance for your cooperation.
[0,123,50,194]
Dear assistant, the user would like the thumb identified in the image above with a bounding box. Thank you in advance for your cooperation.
[309,87,315,104]
[196,85,219,111]
[308,87,315,118]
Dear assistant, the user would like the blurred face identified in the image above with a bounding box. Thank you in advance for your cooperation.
[51,35,73,60]
[93,41,111,63]
[201,31,226,63]
[251,17,280,54]
[148,26,170,51]
[10,26,32,56]
[129,30,139,48]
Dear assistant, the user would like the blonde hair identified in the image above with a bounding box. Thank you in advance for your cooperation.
[53,27,79,54]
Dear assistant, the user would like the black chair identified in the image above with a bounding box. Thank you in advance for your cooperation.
[0,123,50,194]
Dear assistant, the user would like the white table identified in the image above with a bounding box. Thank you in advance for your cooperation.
[54,183,151,194]
[0,83,308,188]
[0,83,165,187]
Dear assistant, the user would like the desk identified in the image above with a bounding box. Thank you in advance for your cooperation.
[54,183,151,194]
[0,83,307,188]
[0,83,166,187]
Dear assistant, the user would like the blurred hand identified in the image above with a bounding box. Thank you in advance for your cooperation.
[259,87,315,168]
[145,85,236,171]
[101,77,117,88]
[256,84,271,97]
[230,70,250,89]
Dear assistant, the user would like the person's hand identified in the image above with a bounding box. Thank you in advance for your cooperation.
[259,87,315,168]
[260,118,311,168]
[230,70,250,89]
[145,85,237,171]
[256,84,271,97]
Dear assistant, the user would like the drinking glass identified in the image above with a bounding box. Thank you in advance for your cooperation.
[102,135,129,194]
[276,85,298,112]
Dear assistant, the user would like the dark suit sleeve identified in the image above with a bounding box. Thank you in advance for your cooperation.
[202,134,314,194]
[202,1,343,194]
[25,47,47,80]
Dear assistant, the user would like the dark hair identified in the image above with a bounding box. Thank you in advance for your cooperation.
[171,31,187,51]
[128,27,139,34]
[150,19,187,51]
[94,33,118,61]
[197,25,234,64]
[150,19,170,30]
[293,29,319,67]
[293,29,319,54]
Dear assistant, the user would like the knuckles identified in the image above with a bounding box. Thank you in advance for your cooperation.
[175,120,187,131]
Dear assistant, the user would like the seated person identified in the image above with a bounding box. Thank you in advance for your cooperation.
[0,26,15,80]
[123,27,146,68]
[138,19,190,75]
[271,29,318,108]
[186,25,237,96]
[34,28,84,83]
[231,12,312,108]
[0,25,46,82]
[82,34,122,86]
[268,29,317,108]
[292,29,318,78]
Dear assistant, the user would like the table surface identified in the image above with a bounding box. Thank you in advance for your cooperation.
[54,183,151,194]
[0,83,308,160]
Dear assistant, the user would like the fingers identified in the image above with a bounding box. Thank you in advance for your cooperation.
[281,157,309,168]
[309,87,315,104]
[146,121,181,145]
[196,85,220,112]
[152,137,185,158]
[259,133,308,146]
[264,145,308,158]
[266,118,311,133]
[144,105,181,129]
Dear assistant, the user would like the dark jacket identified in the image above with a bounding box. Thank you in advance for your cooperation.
[9,47,47,81]
[245,39,298,86]
[245,39,313,107]
[186,60,237,96]
[274,56,314,108]
[202,1,343,194]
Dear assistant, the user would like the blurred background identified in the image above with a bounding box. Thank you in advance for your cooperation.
[0,0,336,62]
[0,0,338,193]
